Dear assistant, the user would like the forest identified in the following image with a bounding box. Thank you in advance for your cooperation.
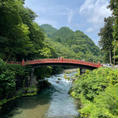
[0,0,58,109]
[70,0,118,118]
[0,0,100,109]
[0,0,118,117]
[41,24,102,62]
[71,67,118,118]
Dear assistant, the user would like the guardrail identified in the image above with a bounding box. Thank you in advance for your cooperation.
[9,58,101,68]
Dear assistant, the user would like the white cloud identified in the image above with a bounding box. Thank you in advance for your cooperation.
[67,9,74,24]
[35,17,59,28]
[25,0,76,27]
[79,0,112,32]
[80,0,95,14]
[37,6,75,26]
[34,5,75,25]
[86,27,94,33]
[79,0,112,44]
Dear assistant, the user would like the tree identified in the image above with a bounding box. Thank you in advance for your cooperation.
[99,17,114,64]
[42,25,102,62]
[0,0,33,61]
[0,0,53,61]
[109,0,118,64]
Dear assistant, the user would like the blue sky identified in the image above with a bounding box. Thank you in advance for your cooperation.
[25,0,111,45]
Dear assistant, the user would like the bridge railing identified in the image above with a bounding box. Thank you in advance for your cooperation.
[23,58,101,68]
[8,61,21,65]
[8,58,101,68]
[62,58,101,67]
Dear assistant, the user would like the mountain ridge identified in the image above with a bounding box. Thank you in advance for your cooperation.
[41,24,102,62]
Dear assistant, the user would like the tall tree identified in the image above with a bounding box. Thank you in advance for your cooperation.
[42,25,102,62]
[109,0,118,64]
[0,0,33,61]
[0,0,53,61]
[99,17,114,64]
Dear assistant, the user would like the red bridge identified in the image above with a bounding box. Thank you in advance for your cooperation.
[11,58,102,70]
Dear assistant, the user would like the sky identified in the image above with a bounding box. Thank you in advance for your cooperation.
[25,0,111,45]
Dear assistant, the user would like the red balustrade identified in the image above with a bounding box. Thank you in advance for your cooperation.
[9,58,102,68]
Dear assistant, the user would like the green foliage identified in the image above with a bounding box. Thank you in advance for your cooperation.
[74,69,80,77]
[99,17,114,63]
[0,58,29,110]
[0,70,15,99]
[109,0,118,64]
[40,24,57,37]
[0,0,105,113]
[46,38,76,58]
[80,85,118,118]
[0,59,26,99]
[0,0,61,109]
[112,40,118,64]
[0,0,33,61]
[41,24,102,62]
[34,66,53,80]
[0,0,53,61]
[71,68,118,118]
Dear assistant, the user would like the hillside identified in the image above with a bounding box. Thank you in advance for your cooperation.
[40,24,57,37]
[41,24,102,62]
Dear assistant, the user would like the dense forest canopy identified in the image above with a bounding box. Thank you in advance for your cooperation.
[0,0,117,65]
[71,67,118,118]
[99,0,118,64]
[0,0,57,108]
[0,0,54,61]
[0,0,118,116]
[40,24,57,38]
[0,0,103,62]
[41,24,102,62]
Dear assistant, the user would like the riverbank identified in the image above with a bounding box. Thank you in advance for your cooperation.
[0,77,52,111]
[70,67,118,118]
[0,72,79,118]
[64,68,78,73]
[0,58,64,110]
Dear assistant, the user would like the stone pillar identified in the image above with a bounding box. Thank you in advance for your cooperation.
[30,68,35,86]
[80,68,83,75]
[80,68,86,75]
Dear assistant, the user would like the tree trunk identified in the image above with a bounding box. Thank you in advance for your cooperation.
[109,50,112,64]
[114,40,116,65]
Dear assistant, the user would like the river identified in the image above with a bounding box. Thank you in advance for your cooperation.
[1,72,79,118]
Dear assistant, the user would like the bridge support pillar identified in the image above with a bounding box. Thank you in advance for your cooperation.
[29,68,35,86]
[80,68,86,75]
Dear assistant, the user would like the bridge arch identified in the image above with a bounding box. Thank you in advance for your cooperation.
[9,58,102,85]
[21,58,101,70]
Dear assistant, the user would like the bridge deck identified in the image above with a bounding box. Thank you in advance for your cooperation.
[8,58,102,69]
[9,58,102,69]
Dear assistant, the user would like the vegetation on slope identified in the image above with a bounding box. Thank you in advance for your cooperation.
[0,0,54,61]
[0,0,58,109]
[41,25,103,62]
[99,0,118,64]
[71,68,118,118]
[40,24,57,37]
[0,59,28,109]
[1,0,117,115]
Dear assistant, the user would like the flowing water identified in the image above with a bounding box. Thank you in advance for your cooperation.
[1,72,79,118]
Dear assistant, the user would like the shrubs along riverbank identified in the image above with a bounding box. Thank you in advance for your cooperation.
[71,67,118,118]
[0,59,63,110]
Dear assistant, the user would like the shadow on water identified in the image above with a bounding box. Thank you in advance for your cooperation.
[0,72,79,118]
[0,87,54,118]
